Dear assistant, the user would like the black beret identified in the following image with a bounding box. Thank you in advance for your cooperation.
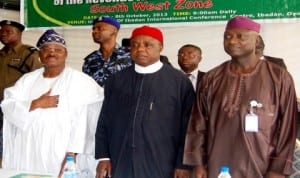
[0,20,25,32]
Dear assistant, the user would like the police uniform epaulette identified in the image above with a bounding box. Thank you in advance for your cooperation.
[7,46,38,74]
[28,47,38,52]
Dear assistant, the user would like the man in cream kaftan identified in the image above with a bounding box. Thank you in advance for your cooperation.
[1,29,103,177]
[1,66,103,176]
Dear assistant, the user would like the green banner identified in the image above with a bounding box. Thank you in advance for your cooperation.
[23,0,300,28]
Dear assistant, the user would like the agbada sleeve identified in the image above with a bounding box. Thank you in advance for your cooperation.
[268,71,298,175]
[66,72,104,154]
[1,77,37,131]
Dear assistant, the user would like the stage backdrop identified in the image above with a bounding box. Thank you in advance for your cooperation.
[22,0,300,28]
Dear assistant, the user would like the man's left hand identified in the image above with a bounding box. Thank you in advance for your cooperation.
[266,171,286,178]
[174,169,191,178]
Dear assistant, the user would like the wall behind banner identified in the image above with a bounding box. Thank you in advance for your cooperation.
[1,10,300,96]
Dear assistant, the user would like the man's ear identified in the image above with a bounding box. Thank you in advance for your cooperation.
[159,44,163,52]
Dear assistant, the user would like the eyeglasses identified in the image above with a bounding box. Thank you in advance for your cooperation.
[40,48,66,54]
[177,53,199,58]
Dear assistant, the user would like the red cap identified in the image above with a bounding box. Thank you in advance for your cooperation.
[131,25,163,44]
[226,16,260,33]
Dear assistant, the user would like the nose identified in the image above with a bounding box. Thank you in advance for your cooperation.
[227,36,239,45]
[46,49,57,54]
[134,44,146,52]
[178,53,189,59]
[48,49,55,53]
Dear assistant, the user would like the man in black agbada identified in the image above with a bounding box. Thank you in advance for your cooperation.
[95,25,195,178]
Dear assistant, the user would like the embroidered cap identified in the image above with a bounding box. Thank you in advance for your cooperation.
[92,16,120,30]
[36,29,66,49]
[130,25,164,45]
[0,20,25,32]
[226,16,260,33]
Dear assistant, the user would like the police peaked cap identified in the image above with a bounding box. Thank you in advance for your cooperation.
[0,20,25,32]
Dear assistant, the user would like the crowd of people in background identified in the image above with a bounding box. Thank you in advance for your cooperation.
[0,15,298,178]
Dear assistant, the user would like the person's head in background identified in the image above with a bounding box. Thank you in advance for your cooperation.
[178,44,202,74]
[255,34,287,69]
[0,20,25,48]
[130,25,163,67]
[255,35,265,58]
[121,38,131,50]
[91,16,120,45]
